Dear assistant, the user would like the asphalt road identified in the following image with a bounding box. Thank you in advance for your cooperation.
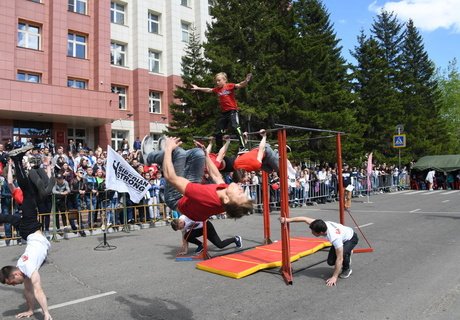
[1,189,460,320]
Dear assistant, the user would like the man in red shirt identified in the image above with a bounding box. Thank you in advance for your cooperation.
[191,72,252,151]
[142,136,253,221]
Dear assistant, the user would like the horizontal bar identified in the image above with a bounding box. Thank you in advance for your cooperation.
[244,128,281,135]
[274,123,345,134]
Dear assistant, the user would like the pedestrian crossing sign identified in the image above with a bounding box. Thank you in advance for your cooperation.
[393,134,406,148]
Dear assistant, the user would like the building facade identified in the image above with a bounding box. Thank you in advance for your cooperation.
[0,0,211,151]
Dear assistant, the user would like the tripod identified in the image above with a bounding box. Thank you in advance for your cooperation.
[94,199,117,251]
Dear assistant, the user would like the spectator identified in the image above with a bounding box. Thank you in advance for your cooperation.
[52,174,71,235]
[12,136,24,149]
[133,137,142,151]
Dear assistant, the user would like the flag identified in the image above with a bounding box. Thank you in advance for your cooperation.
[106,145,149,203]
[367,152,373,192]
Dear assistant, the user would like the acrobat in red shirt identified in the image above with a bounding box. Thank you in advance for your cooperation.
[212,83,238,112]
[177,183,227,221]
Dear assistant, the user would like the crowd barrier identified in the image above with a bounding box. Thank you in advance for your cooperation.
[246,174,411,211]
[0,192,172,246]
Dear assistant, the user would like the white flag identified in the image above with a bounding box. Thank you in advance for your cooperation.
[106,145,149,203]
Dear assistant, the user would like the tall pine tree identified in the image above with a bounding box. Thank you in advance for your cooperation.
[399,19,449,159]
[168,30,217,148]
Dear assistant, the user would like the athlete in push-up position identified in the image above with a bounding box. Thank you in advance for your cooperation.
[0,146,54,320]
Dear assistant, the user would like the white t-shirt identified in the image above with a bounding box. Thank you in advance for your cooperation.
[425,170,435,183]
[179,215,202,232]
[16,232,50,278]
[325,221,354,249]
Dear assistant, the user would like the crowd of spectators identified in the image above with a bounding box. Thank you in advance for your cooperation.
[1,138,460,244]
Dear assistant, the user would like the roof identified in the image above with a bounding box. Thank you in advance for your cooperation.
[412,155,460,172]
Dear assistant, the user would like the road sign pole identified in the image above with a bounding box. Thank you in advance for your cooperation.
[398,128,401,170]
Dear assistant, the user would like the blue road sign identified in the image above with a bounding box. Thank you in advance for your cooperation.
[393,134,406,148]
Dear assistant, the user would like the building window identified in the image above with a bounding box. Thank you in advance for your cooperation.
[148,50,161,73]
[68,0,87,14]
[111,130,128,151]
[67,32,87,59]
[112,85,127,110]
[181,22,190,43]
[67,78,88,89]
[18,22,41,50]
[148,12,160,34]
[149,91,161,113]
[68,128,86,149]
[111,2,125,25]
[181,0,189,7]
[29,0,42,3]
[17,71,41,83]
[111,42,126,66]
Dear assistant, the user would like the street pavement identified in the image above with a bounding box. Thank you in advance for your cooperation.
[1,189,460,320]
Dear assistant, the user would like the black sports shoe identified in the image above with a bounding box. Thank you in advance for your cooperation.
[235,236,243,248]
[195,244,204,254]
[339,268,352,279]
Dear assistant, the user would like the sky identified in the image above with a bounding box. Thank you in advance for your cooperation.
[324,0,460,72]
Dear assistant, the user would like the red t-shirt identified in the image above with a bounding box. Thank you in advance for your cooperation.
[233,149,262,171]
[208,153,224,171]
[12,188,24,205]
[212,83,238,112]
[177,183,227,220]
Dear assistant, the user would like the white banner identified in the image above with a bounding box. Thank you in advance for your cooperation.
[106,145,149,203]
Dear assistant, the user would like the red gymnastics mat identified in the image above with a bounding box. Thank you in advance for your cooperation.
[196,237,331,279]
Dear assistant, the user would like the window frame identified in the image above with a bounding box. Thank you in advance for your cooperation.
[181,22,190,43]
[68,0,87,15]
[67,32,87,59]
[67,78,88,89]
[17,21,41,50]
[148,91,162,114]
[17,71,41,83]
[111,42,126,67]
[110,1,126,25]
[148,11,160,34]
[148,50,161,73]
[111,85,127,110]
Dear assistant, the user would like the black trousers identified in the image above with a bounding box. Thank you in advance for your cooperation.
[184,220,236,249]
[214,110,245,149]
[0,156,42,240]
[327,232,359,271]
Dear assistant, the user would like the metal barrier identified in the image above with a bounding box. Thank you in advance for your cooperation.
[0,192,172,245]
[246,171,411,212]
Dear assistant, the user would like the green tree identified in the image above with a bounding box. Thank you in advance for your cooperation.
[399,19,450,159]
[351,11,406,163]
[351,32,396,162]
[168,30,217,148]
[437,59,460,153]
